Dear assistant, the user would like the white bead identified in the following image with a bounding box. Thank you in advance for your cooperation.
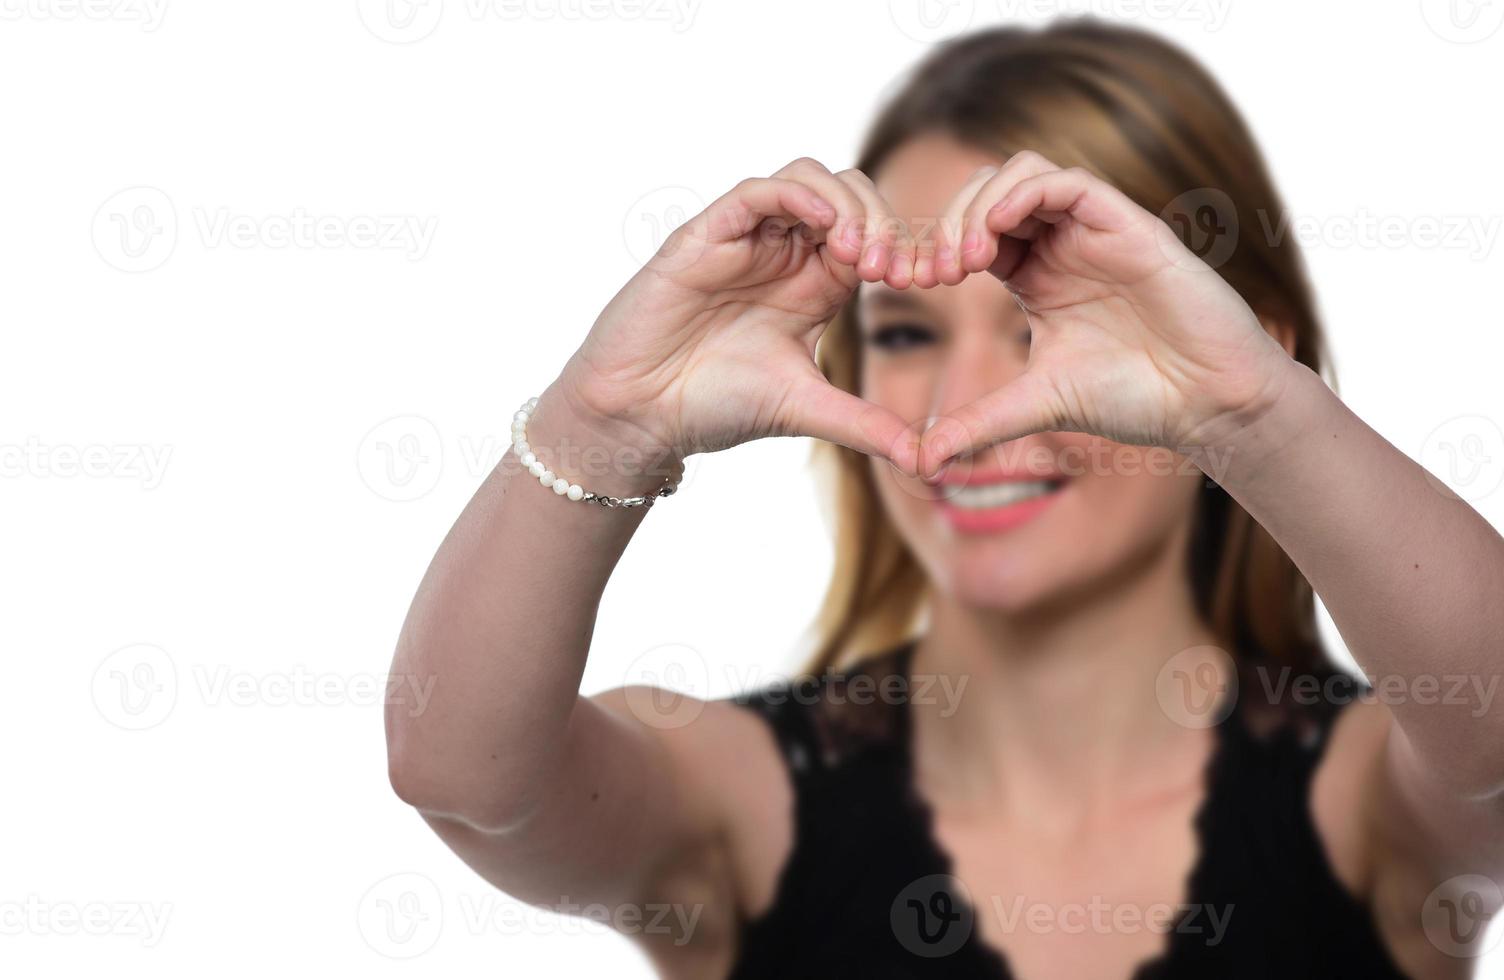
[520,451,536,468]
[513,410,529,423]
[527,397,539,408]
[540,470,555,485]
[566,484,584,501]
[552,478,569,495]
[528,461,545,477]
[514,439,530,455]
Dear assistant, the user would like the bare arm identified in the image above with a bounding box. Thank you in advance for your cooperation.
[1216,361,1504,810]
[1214,359,1504,955]
[384,158,923,963]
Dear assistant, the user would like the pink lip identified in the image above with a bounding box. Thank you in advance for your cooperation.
[934,476,1067,534]
[937,465,1066,487]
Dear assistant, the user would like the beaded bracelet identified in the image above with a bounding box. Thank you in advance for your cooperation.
[511,396,680,509]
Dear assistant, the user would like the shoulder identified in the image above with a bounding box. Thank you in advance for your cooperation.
[586,684,793,956]
[590,641,917,928]
[1311,689,1504,976]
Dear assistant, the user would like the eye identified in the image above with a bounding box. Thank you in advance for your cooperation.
[865,322,936,352]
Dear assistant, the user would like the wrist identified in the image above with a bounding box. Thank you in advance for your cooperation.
[1186,359,1330,489]
[520,384,684,500]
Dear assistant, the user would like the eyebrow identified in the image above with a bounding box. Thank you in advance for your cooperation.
[856,288,931,313]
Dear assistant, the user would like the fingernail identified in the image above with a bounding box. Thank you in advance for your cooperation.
[842,223,864,251]
[936,244,954,267]
[922,459,952,486]
[962,231,981,254]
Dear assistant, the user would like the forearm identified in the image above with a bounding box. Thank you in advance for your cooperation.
[385,383,675,827]
[1208,360,1504,796]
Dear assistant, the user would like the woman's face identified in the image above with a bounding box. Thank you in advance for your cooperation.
[860,134,1204,613]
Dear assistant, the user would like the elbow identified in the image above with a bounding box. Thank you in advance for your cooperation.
[383,637,558,833]
[1390,720,1504,804]
[389,765,546,835]
[385,729,548,835]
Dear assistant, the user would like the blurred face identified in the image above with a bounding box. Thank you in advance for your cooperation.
[860,135,1204,612]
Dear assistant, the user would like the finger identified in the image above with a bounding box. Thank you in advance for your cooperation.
[782,375,921,476]
[917,372,1061,480]
[985,166,1138,242]
[700,176,839,247]
[770,157,871,267]
[932,164,1001,286]
[958,150,1061,274]
[834,169,915,288]
[911,245,940,290]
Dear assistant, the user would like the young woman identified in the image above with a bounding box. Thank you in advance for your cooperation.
[385,22,1504,979]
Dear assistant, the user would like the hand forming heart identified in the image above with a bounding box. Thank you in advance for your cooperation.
[547,152,1295,487]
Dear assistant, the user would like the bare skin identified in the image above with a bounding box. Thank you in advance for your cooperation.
[386,150,1504,979]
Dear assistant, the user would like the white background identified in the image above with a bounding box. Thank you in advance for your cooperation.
[4,0,1504,976]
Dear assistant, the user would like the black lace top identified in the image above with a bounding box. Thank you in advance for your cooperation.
[725,641,1410,979]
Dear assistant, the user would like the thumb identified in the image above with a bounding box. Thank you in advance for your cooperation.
[919,372,1061,480]
[781,376,921,477]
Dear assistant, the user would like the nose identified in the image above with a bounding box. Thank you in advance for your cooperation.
[927,317,1029,430]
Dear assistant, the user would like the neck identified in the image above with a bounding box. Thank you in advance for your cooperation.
[910,533,1221,831]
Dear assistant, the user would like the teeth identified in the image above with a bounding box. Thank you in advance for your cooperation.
[946,480,1057,510]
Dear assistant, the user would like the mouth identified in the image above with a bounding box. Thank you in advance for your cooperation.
[934,476,1067,533]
